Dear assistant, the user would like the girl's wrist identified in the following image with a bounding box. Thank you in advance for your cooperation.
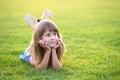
[45,48,51,53]
[45,47,51,52]
[45,50,51,54]
[52,47,56,52]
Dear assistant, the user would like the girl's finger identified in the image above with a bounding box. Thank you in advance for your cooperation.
[56,43,60,48]
[39,40,42,43]
[42,40,45,44]
[57,40,62,45]
[45,41,48,45]
[39,39,46,45]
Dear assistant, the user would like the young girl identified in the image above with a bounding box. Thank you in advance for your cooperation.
[20,18,65,70]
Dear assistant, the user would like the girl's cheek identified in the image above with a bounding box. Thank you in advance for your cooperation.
[43,37,49,41]
[56,36,59,40]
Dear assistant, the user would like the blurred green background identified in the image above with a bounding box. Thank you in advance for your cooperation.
[0,0,120,80]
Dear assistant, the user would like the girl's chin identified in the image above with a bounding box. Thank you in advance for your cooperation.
[48,44,56,48]
[49,45,55,48]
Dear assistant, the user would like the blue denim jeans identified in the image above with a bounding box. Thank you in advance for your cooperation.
[19,47,32,63]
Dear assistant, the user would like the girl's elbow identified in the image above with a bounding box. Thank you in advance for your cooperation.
[53,64,62,70]
[35,64,47,70]
[39,66,48,70]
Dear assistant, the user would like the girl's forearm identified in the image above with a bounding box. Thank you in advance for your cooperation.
[36,51,51,70]
[52,49,62,70]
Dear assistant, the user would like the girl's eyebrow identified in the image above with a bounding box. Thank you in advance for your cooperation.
[44,31,51,34]
[44,32,50,35]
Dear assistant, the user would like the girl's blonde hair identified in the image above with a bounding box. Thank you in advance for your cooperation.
[30,20,65,65]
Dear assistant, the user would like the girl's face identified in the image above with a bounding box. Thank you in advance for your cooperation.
[42,29,59,47]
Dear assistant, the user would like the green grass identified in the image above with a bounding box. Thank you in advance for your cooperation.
[0,0,120,80]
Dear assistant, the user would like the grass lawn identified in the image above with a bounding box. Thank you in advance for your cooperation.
[0,0,120,80]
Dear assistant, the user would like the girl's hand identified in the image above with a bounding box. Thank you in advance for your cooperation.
[39,39,51,52]
[52,39,62,50]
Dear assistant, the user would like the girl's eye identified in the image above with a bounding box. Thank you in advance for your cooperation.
[53,32,57,35]
[46,34,50,36]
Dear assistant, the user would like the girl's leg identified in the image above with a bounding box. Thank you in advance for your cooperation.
[19,46,31,63]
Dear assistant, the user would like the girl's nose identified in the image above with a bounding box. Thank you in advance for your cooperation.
[51,35,56,40]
